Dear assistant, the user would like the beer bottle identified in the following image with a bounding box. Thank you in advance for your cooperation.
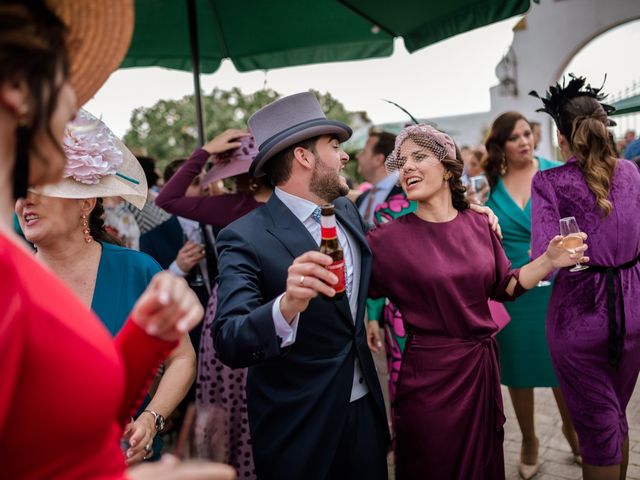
[319,204,346,300]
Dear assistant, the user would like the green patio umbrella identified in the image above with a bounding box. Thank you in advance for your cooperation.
[122,0,531,144]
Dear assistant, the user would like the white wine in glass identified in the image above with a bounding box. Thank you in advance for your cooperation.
[559,216,588,272]
[467,174,491,205]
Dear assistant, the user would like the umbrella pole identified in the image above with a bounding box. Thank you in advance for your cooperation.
[187,0,205,147]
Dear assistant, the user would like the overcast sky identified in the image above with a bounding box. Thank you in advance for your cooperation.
[85,17,639,139]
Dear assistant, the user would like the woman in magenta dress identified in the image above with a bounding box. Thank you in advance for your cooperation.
[531,75,640,480]
[366,124,589,479]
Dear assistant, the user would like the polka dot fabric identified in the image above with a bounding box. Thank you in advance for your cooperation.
[194,286,256,478]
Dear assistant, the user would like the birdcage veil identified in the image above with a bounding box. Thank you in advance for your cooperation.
[385,124,457,172]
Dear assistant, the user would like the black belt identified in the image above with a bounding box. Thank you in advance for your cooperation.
[589,255,640,369]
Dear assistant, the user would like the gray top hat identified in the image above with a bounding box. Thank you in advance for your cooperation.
[248,92,352,177]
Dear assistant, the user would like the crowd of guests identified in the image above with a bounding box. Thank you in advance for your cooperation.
[2,1,639,480]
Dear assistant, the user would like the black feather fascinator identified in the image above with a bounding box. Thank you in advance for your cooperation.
[529,74,617,133]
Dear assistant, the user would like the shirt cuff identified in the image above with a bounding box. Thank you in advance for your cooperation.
[168,260,188,277]
[272,293,299,347]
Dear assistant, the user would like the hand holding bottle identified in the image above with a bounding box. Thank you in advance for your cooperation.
[279,251,338,323]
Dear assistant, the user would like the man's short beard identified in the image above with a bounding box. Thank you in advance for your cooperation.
[310,160,349,202]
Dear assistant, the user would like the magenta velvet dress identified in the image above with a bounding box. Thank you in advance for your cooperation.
[367,209,526,480]
[531,158,640,466]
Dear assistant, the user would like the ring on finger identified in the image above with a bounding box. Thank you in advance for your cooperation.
[144,444,152,454]
[299,275,305,286]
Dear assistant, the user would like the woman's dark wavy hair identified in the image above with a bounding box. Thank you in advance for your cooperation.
[448,146,470,212]
[483,112,529,188]
[89,198,124,246]
[0,1,70,198]
[402,132,469,212]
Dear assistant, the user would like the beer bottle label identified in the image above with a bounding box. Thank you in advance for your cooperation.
[326,260,346,293]
[321,213,337,240]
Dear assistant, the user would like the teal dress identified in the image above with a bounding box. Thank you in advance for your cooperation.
[91,242,164,457]
[487,157,561,388]
[92,242,162,335]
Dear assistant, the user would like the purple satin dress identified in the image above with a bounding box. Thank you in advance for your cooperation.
[532,158,640,466]
[367,210,526,479]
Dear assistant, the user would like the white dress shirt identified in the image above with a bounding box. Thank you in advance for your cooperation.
[358,171,400,225]
[271,188,368,402]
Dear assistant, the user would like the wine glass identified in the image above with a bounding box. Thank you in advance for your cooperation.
[559,216,588,272]
[467,174,490,205]
[175,403,229,461]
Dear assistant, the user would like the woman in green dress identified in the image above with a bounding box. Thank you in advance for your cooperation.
[484,112,580,479]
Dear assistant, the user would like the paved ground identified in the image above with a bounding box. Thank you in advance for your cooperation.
[373,346,640,479]
[502,383,640,479]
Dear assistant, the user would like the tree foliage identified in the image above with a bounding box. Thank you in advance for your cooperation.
[123,87,358,176]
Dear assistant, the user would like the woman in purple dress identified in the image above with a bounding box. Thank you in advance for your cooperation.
[366,124,588,479]
[531,75,640,480]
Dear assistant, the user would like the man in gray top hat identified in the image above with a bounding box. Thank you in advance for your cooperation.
[212,92,389,480]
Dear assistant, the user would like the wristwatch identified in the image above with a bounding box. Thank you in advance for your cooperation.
[142,410,166,433]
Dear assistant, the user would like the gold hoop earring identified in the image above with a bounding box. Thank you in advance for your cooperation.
[81,214,93,244]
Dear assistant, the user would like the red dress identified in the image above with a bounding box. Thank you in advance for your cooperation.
[0,233,176,479]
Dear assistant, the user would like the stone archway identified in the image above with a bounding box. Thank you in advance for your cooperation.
[488,0,640,158]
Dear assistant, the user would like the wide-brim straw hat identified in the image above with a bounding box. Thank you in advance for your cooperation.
[47,0,134,106]
[35,110,148,209]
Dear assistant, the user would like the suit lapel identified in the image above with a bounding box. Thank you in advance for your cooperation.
[264,194,319,259]
[334,200,371,328]
[265,195,369,329]
[334,201,370,256]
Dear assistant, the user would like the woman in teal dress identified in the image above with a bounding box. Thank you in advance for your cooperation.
[484,112,580,478]
[16,110,196,465]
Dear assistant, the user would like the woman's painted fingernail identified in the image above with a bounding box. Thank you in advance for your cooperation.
[159,291,170,305]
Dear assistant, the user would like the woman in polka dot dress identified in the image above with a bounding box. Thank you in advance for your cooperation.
[157,130,273,479]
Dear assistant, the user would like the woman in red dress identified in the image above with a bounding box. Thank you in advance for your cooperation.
[0,2,232,479]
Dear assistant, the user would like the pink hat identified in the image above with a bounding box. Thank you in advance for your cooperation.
[385,124,457,172]
[201,134,258,186]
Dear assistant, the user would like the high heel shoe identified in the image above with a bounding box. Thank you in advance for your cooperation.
[519,437,541,479]
[518,461,542,480]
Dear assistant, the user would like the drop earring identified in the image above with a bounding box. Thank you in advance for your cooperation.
[81,214,93,244]
[500,155,508,176]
